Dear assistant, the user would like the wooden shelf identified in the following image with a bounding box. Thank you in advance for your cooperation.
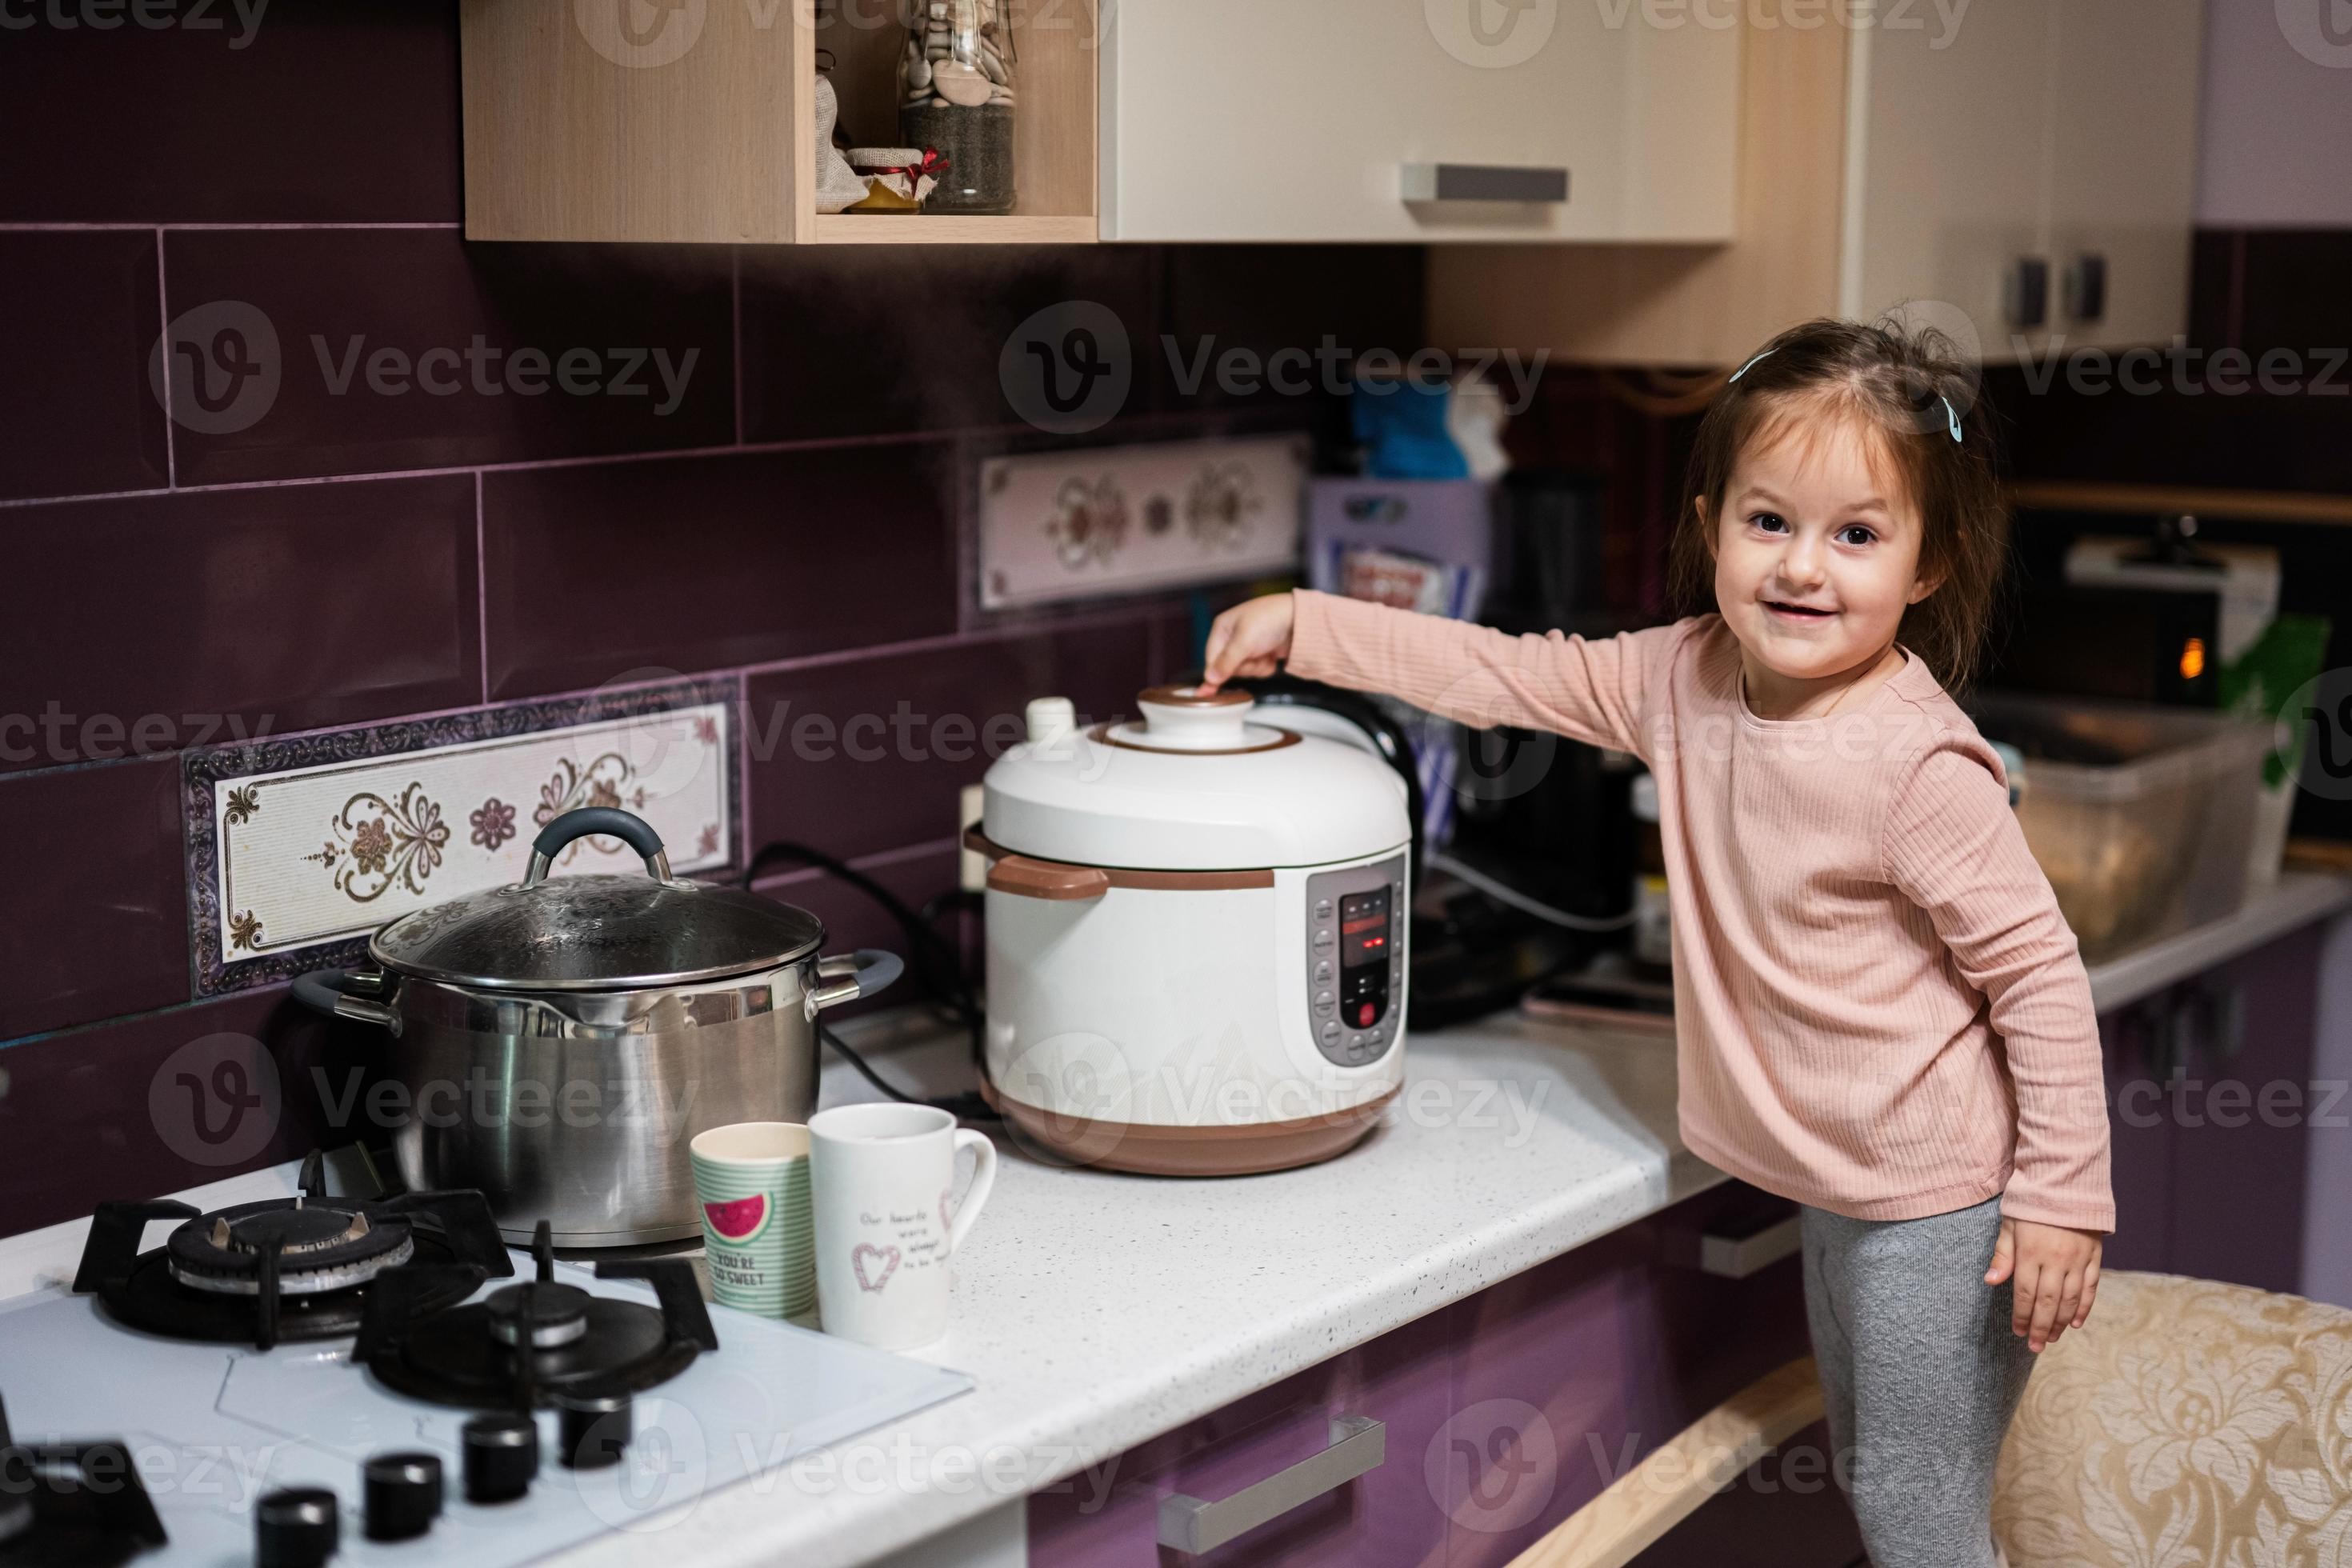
[2010,479,2352,528]
[807,213,1098,244]
[460,0,1097,245]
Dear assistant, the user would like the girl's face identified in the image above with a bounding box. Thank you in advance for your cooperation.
[1707,406,1938,687]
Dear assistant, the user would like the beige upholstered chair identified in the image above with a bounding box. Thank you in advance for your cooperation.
[1994,1270,2352,1566]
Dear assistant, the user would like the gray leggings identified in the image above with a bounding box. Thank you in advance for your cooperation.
[1800,1193,2035,1568]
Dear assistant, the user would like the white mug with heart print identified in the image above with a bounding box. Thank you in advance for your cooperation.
[807,1102,998,1349]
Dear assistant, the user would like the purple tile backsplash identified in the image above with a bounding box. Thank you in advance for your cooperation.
[1,475,482,776]
[0,231,170,501]
[480,442,961,699]
[0,3,1422,1238]
[0,0,462,225]
[0,758,187,1042]
[161,230,738,485]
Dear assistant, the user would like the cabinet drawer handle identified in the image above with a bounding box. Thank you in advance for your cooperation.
[1700,1214,1802,1279]
[1156,1414,1386,1554]
[1400,162,1570,204]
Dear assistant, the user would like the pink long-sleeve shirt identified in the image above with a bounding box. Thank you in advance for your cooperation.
[1288,590,2114,1232]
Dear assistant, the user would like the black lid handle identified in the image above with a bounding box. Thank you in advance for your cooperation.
[525,808,671,887]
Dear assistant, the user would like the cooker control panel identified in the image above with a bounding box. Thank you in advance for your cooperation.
[1306,855,1407,1069]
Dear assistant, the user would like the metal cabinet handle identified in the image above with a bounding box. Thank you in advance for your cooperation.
[1157,1414,1385,1554]
[1400,163,1569,203]
[1699,1213,1802,1279]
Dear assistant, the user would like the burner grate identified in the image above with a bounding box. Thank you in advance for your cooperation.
[357,1222,718,1412]
[71,1152,512,1350]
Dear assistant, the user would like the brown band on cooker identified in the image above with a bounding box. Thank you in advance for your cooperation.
[1085,722,1301,756]
[962,827,1276,891]
[979,1072,1398,1176]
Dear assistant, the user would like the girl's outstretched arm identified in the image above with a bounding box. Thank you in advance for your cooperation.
[1227,588,1679,761]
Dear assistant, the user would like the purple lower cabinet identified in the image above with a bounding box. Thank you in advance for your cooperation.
[1029,1184,1814,1568]
[1445,1184,1811,1568]
[1026,1308,1455,1567]
[2100,1003,2177,1274]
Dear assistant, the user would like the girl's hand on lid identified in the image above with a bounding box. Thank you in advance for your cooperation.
[1986,1216,2102,1353]
[1199,593,1297,693]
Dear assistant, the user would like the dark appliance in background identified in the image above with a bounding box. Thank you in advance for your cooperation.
[1410,469,1642,1027]
[1983,512,2230,707]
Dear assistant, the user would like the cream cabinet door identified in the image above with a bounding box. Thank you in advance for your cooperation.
[1098,0,1738,242]
[2042,0,2205,352]
[1842,0,2056,362]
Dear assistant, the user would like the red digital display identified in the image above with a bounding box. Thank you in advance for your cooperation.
[1339,890,1390,969]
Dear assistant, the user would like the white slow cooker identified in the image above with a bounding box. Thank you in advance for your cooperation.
[968,685,1413,1176]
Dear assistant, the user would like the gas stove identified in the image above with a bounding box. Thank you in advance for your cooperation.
[0,1155,975,1566]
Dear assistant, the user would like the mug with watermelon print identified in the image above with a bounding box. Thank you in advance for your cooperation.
[690,1122,817,1318]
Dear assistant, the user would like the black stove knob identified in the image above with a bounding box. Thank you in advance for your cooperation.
[462,1414,539,1504]
[255,1486,340,1568]
[558,1393,633,1470]
[362,1450,443,1542]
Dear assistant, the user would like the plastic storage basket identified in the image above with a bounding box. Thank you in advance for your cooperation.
[1970,695,2275,960]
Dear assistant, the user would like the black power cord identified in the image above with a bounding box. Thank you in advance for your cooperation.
[738,842,998,1122]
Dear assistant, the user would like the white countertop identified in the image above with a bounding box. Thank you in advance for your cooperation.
[561,1014,1709,1568]
[2084,870,2352,1013]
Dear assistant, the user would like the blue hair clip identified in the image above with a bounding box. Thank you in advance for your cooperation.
[1729,348,1774,382]
[1943,395,1962,442]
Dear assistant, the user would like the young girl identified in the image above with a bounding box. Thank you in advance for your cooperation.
[1202,318,2111,1567]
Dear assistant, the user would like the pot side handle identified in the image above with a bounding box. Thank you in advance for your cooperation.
[807,949,906,1014]
[290,967,402,1034]
[960,826,1111,902]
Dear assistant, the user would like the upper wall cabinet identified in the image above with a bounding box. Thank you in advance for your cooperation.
[1431,0,2206,363]
[459,0,1100,244]
[1097,0,1740,243]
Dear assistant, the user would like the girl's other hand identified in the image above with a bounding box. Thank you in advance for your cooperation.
[1199,593,1298,693]
[1985,1217,2102,1352]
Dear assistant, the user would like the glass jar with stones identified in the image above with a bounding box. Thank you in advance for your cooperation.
[898,0,1014,215]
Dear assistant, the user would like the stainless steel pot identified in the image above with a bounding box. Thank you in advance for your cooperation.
[294,807,901,1246]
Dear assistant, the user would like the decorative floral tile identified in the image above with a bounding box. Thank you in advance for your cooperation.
[185,679,738,996]
[977,435,1309,610]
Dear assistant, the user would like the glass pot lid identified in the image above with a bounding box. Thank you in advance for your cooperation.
[368,809,822,992]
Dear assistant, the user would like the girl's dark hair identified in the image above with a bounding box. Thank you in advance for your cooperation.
[1670,315,2009,694]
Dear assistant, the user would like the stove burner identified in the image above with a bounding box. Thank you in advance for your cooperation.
[0,1394,166,1568]
[72,1152,513,1350]
[357,1222,718,1412]
[485,1282,591,1349]
[166,1201,415,1297]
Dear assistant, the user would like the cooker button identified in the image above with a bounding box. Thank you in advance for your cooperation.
[1314,991,1334,1016]
[1314,899,1334,921]
[1312,929,1334,952]
[1314,960,1333,984]
[1319,1021,1342,1047]
[1355,1002,1377,1028]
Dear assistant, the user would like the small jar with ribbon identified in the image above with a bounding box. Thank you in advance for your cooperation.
[844,147,949,213]
[898,0,1015,214]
